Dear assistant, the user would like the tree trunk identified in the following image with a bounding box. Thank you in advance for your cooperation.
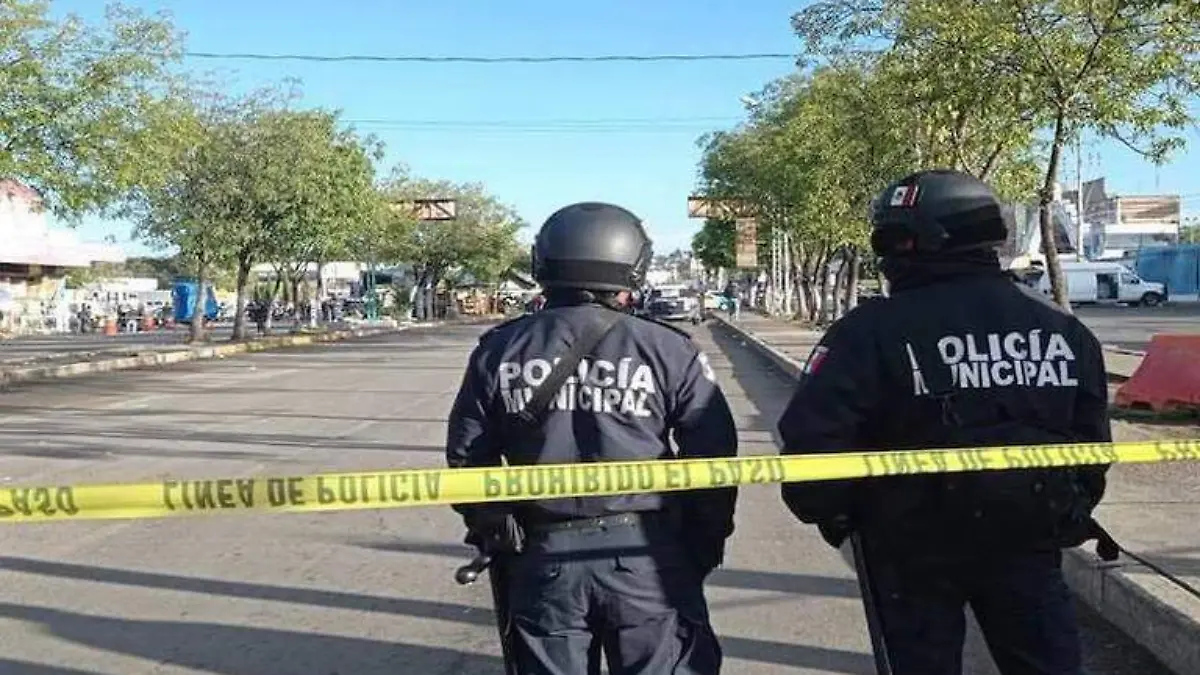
[232,255,251,341]
[818,255,834,325]
[790,239,809,320]
[265,270,283,333]
[809,247,829,323]
[800,250,819,323]
[411,268,427,321]
[843,248,862,312]
[314,261,325,326]
[1040,111,1071,312]
[832,248,850,320]
[426,272,439,320]
[290,273,302,330]
[782,231,795,317]
[189,263,207,343]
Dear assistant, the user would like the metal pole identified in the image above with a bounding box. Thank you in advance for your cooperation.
[851,533,894,675]
[783,231,794,317]
[1075,135,1085,261]
[771,228,781,315]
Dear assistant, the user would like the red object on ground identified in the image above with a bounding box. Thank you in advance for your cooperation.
[1114,334,1200,412]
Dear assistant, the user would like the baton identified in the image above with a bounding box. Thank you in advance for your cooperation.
[455,553,492,585]
[850,533,894,675]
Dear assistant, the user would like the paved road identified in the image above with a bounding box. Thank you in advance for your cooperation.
[0,325,235,365]
[0,322,364,367]
[1075,304,1200,352]
[6,304,1197,368]
[0,324,1176,674]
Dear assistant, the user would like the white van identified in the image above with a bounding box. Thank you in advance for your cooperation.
[1034,261,1167,306]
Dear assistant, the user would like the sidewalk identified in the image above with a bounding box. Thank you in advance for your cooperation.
[0,320,411,389]
[712,311,1200,675]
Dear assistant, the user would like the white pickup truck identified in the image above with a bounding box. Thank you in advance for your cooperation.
[646,284,701,323]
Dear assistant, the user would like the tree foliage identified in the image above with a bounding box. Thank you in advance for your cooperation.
[0,1,541,337]
[691,218,735,271]
[0,0,187,217]
[376,172,526,283]
[789,0,1200,309]
[697,0,1197,320]
[132,88,384,340]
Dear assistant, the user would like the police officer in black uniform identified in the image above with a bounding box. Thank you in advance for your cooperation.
[446,202,739,675]
[776,170,1111,675]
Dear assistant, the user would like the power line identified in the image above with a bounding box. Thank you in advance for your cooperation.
[171,50,797,64]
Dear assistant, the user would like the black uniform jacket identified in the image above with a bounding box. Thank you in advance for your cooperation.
[777,273,1111,555]
[447,303,739,543]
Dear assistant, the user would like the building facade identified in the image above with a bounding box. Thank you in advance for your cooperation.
[1063,178,1181,259]
[0,179,126,334]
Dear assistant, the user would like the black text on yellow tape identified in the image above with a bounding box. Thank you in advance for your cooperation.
[0,439,1196,524]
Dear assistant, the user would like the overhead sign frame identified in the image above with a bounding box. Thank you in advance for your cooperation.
[390,198,458,221]
[687,195,757,220]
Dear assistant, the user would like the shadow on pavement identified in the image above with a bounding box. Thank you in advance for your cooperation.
[348,536,861,599]
[0,658,108,674]
[0,404,450,425]
[703,322,798,445]
[0,555,871,674]
[0,422,446,459]
[0,602,503,675]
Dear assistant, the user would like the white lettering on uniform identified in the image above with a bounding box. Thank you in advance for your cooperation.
[908,330,1079,395]
[497,358,658,418]
[697,353,717,382]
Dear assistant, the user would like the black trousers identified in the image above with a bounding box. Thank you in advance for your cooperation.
[506,517,722,675]
[867,548,1083,675]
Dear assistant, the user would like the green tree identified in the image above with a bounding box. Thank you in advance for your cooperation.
[691,218,735,271]
[1181,221,1200,245]
[133,86,384,340]
[694,48,1048,322]
[378,172,525,320]
[0,1,187,217]
[232,106,383,337]
[791,0,1200,310]
[130,95,231,342]
[1007,0,1199,309]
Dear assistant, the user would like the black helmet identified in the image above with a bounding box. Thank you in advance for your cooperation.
[870,169,1008,257]
[532,202,652,292]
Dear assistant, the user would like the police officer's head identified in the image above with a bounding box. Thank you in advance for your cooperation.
[532,202,652,309]
[870,169,1009,286]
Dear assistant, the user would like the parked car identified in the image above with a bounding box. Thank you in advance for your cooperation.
[647,284,701,323]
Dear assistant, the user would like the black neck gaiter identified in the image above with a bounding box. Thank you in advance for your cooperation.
[881,249,1005,293]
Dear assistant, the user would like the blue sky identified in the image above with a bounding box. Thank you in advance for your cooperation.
[54,0,1200,257]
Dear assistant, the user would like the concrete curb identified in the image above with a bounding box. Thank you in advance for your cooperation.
[1103,344,1148,358]
[710,312,1199,675]
[0,316,503,390]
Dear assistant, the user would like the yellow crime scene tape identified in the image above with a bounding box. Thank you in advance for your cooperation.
[1,439,1197,524]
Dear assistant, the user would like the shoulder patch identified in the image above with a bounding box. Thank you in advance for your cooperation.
[479,313,533,343]
[801,345,830,375]
[632,313,693,340]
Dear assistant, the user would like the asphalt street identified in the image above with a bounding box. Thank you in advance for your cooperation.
[1074,304,1200,352]
[0,321,357,367]
[3,304,1197,368]
[0,325,235,366]
[0,323,1179,674]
